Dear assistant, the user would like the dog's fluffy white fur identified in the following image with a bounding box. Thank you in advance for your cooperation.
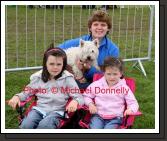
[65,39,99,80]
[30,39,99,81]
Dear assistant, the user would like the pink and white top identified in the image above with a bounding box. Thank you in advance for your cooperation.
[83,76,139,119]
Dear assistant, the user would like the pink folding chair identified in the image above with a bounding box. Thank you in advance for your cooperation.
[78,73,142,129]
[16,96,83,128]
[13,73,141,129]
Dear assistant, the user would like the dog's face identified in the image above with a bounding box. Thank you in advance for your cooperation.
[79,39,99,63]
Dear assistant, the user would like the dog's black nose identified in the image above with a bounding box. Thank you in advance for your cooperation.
[87,56,91,60]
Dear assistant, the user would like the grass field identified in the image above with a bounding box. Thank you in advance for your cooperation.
[5,5,155,129]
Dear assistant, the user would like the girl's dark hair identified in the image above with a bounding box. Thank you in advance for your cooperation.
[101,57,124,78]
[42,43,73,82]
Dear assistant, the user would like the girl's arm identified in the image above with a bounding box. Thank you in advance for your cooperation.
[82,83,96,106]
[65,76,84,106]
[124,85,139,113]
[15,75,40,102]
[8,76,40,110]
[83,83,97,114]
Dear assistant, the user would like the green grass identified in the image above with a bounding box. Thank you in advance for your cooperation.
[5,5,155,129]
[5,5,152,68]
[124,60,155,128]
[5,61,155,129]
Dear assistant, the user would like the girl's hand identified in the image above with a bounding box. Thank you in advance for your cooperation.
[66,100,78,113]
[124,108,133,116]
[8,95,20,110]
[76,59,92,72]
[89,103,97,114]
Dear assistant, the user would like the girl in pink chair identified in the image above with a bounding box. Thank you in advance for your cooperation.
[83,57,139,129]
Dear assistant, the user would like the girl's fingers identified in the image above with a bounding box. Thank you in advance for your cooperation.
[8,101,13,107]
[7,97,20,110]
[70,107,73,111]
[18,101,20,107]
[67,106,75,113]
[90,109,96,114]
[9,100,18,110]
[12,102,16,110]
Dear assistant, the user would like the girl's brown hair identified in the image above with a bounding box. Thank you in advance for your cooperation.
[101,56,124,78]
[42,43,73,82]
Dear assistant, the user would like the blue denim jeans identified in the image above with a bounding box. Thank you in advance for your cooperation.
[19,109,62,129]
[89,114,123,129]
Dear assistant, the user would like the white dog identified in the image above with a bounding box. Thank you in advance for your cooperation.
[30,39,99,82]
[65,39,99,81]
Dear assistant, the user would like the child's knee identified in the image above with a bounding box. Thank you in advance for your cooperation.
[19,119,35,129]
[37,117,60,129]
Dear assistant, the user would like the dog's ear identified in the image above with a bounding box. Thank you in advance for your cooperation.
[80,39,85,48]
[93,39,99,48]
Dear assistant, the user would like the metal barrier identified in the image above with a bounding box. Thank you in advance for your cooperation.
[5,5,154,77]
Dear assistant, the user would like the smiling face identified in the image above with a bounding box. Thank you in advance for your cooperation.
[104,66,122,87]
[90,21,109,41]
[46,55,64,79]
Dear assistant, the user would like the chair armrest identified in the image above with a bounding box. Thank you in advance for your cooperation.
[19,96,35,107]
[127,111,142,116]
[122,111,142,128]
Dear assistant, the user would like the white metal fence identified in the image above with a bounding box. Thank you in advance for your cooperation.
[5,5,155,76]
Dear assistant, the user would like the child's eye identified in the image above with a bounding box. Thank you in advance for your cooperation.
[57,63,62,66]
[50,63,55,65]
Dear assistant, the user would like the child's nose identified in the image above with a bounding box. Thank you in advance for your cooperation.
[110,75,115,79]
[54,65,58,69]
